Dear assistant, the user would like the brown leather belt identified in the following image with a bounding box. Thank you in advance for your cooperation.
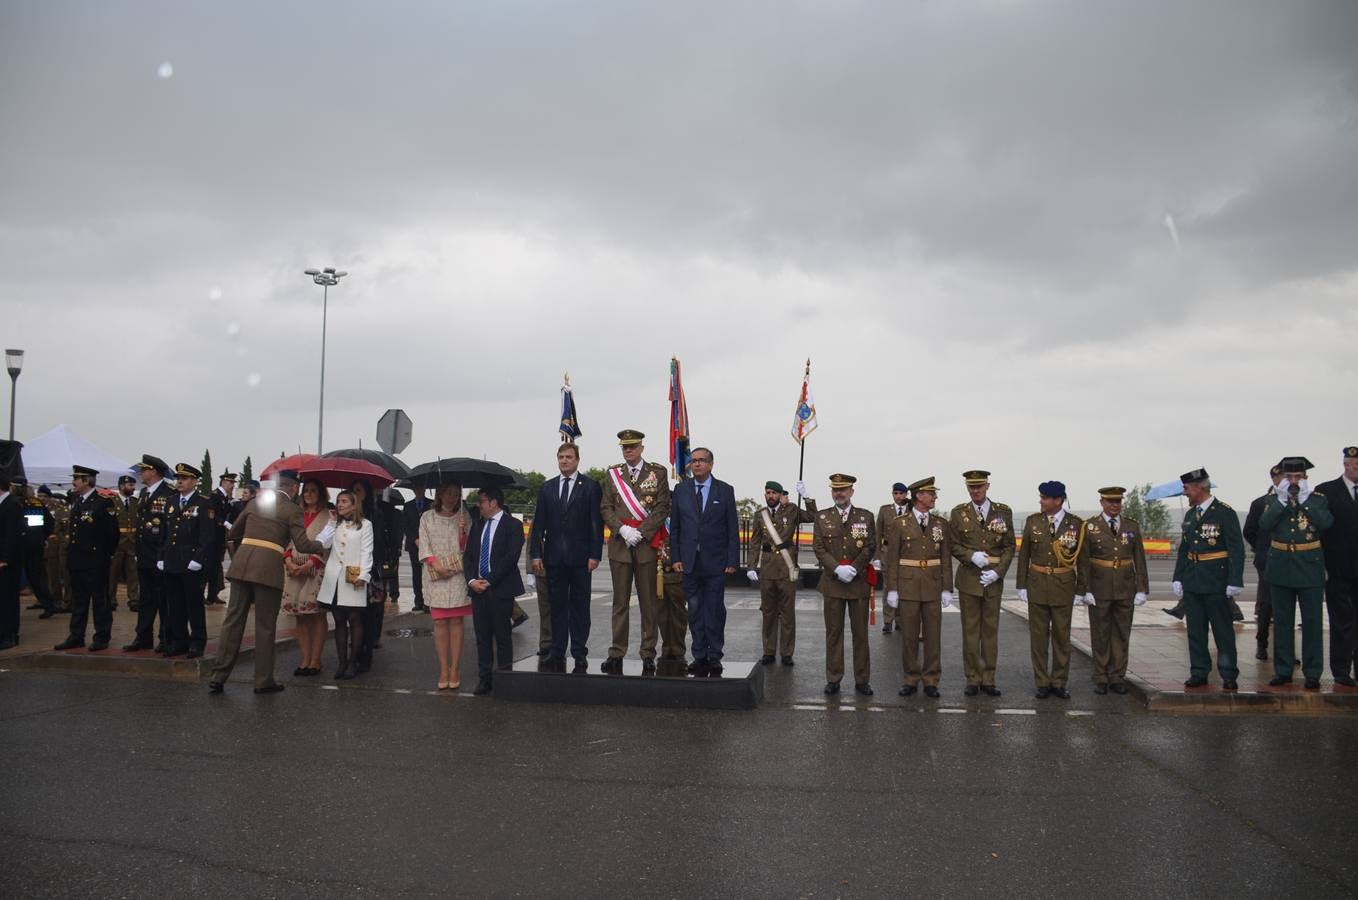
[241,537,285,554]
[119,528,135,534]
[898,558,942,568]
[1028,563,1073,575]
[1187,551,1228,562]
[1090,557,1133,569]
[1270,540,1321,553]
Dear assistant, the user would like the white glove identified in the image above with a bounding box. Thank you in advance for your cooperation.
[746,570,758,583]
[1172,581,1184,599]
[1134,592,1147,607]
[525,573,536,589]
[886,590,899,608]
[941,591,954,608]
[156,560,164,571]
[1073,594,1085,607]
[316,522,337,544]
[833,564,855,583]
[1226,585,1243,599]
[979,569,999,587]
[222,520,233,530]
[1084,593,1096,607]
[970,551,990,568]
[617,524,642,546]
[795,481,808,499]
[871,559,882,572]
[1017,588,1028,603]
[1298,484,1313,504]
[187,560,202,573]
[1274,483,1291,501]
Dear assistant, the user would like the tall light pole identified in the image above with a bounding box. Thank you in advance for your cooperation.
[303,268,346,454]
[5,349,23,441]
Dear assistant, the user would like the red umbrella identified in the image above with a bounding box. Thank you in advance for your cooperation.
[261,453,321,480]
[297,457,395,490]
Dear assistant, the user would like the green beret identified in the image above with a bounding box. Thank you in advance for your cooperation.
[765,481,784,493]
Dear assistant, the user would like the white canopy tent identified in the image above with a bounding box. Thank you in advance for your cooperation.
[19,424,133,489]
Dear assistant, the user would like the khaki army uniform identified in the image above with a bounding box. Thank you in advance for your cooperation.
[948,498,1015,688]
[747,499,817,658]
[599,460,671,660]
[108,493,140,610]
[44,499,71,611]
[1081,513,1149,686]
[883,508,954,688]
[657,536,688,659]
[1016,511,1088,689]
[814,504,876,686]
[875,503,910,627]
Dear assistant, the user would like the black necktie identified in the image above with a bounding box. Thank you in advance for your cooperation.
[560,477,570,504]
[1109,517,1117,532]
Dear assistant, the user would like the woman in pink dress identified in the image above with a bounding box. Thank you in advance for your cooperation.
[419,481,472,690]
[281,478,331,676]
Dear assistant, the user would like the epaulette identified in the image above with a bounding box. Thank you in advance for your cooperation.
[1218,501,1233,511]
[993,502,1010,510]
[950,502,969,512]
[609,463,624,471]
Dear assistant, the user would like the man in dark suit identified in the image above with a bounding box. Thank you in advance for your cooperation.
[202,471,236,605]
[159,463,213,658]
[54,465,120,651]
[124,454,175,652]
[529,443,604,672]
[668,447,739,676]
[1242,462,1284,660]
[1316,446,1358,687]
[402,486,431,612]
[0,474,24,650]
[464,486,526,694]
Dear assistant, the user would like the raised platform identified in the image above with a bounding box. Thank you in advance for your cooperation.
[495,657,764,709]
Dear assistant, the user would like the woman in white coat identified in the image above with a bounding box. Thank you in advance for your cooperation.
[317,490,374,680]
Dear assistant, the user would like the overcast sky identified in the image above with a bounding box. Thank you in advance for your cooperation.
[2,1,1355,510]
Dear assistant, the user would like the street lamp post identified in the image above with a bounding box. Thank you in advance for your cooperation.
[5,349,23,441]
[303,268,346,454]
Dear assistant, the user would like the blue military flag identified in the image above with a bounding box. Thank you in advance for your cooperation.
[559,374,582,443]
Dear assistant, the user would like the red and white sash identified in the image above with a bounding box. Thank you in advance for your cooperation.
[609,467,648,520]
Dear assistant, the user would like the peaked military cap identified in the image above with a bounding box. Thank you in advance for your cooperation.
[1038,480,1066,498]
[616,429,645,446]
[1180,468,1209,484]
[909,476,938,494]
[71,464,98,479]
[118,474,137,486]
[962,470,991,486]
[174,463,202,479]
[37,484,52,496]
[134,454,169,476]
[1098,486,1126,500]
[11,475,27,486]
[1279,456,1313,474]
[765,480,784,493]
[828,473,856,488]
[892,482,908,493]
[219,471,238,482]
[1344,447,1357,459]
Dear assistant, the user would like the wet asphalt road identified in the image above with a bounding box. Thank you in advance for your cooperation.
[3,584,1356,898]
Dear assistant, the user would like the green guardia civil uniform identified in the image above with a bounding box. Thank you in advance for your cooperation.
[1260,488,1333,680]
[948,483,1015,688]
[1172,489,1245,682]
[1016,509,1088,689]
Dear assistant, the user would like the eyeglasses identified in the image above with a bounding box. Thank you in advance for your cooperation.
[690,457,712,465]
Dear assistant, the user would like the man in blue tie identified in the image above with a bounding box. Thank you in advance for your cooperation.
[464,486,526,695]
[668,447,739,676]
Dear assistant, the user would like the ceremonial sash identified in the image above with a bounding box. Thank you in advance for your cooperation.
[759,508,798,577]
[609,466,667,550]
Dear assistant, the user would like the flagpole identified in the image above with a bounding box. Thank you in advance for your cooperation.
[794,358,810,573]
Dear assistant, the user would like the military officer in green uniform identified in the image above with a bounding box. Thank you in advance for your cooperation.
[40,486,71,612]
[874,483,911,634]
[745,479,816,666]
[948,470,1015,696]
[883,477,954,699]
[1260,457,1333,689]
[108,474,140,612]
[812,473,876,696]
[598,429,671,674]
[1171,468,1245,690]
[1016,481,1087,699]
[1079,487,1149,694]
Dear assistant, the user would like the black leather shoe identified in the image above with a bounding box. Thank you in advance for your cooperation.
[980,685,1001,697]
[1051,687,1071,700]
[1222,680,1239,691]
[602,657,624,674]
[854,682,873,696]
[1255,645,1268,661]
[53,637,84,651]
[963,684,979,696]
[1334,675,1357,687]
[1035,686,1050,699]
[253,683,285,694]
[898,684,917,696]
[88,642,108,652]
[293,667,307,676]
[824,681,840,694]
[38,610,55,620]
[1268,676,1290,686]
[1304,677,1320,690]
[781,655,794,666]
[208,681,224,694]
[1163,605,1185,621]
[1109,683,1129,695]
[1183,676,1208,687]
[511,612,529,629]
[760,654,775,665]
[707,662,723,678]
[537,647,551,659]
[686,659,708,676]
[641,658,656,675]
[473,678,492,695]
[1231,602,1245,622]
[923,685,939,698]
[882,623,894,634]
[1093,683,1108,695]
[572,659,588,674]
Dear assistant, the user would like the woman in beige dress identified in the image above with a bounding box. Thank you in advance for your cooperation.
[419,481,472,690]
[281,478,331,676]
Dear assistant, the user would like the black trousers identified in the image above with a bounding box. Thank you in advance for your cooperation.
[0,563,19,641]
[164,571,206,652]
[67,564,112,643]
[133,566,165,647]
[1326,574,1358,679]
[20,547,54,612]
[360,599,384,665]
[547,564,592,660]
[407,549,425,606]
[1254,570,1272,647]
[471,591,514,679]
[201,543,225,601]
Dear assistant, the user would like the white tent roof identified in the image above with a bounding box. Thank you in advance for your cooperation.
[20,424,133,488]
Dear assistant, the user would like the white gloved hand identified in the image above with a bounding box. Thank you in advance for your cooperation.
[1073,594,1086,607]
[156,560,164,571]
[617,524,641,546]
[1017,588,1029,603]
[1172,581,1184,599]
[187,560,202,573]
[316,522,337,544]
[941,591,954,608]
[871,559,882,572]
[795,481,808,499]
[1226,585,1243,599]
[1085,593,1097,607]
[970,551,991,568]
[746,569,758,583]
[833,564,855,583]
[1298,482,1313,504]
[886,590,899,608]
[1274,483,1291,501]
[525,573,536,589]
[222,520,233,530]
[979,569,999,587]
[1134,592,1147,607]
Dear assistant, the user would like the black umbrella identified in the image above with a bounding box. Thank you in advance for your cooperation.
[399,458,527,491]
[321,448,411,479]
